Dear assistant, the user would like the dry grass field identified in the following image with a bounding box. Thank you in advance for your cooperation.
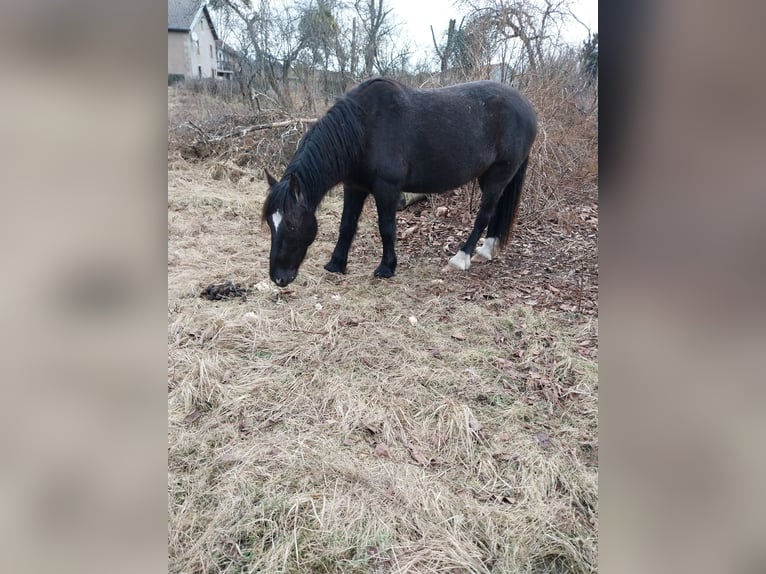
[168,86,598,573]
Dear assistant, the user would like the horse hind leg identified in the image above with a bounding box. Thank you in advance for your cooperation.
[473,205,506,261]
[448,165,516,271]
[472,157,529,264]
[475,237,499,261]
[448,187,502,270]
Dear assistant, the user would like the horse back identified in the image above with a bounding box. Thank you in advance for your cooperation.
[346,79,537,193]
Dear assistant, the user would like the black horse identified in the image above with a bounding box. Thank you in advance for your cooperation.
[263,77,537,287]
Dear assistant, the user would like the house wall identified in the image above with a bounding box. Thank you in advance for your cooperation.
[187,13,218,79]
[168,32,188,77]
[168,9,218,79]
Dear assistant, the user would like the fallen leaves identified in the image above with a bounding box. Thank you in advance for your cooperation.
[374,442,391,458]
[533,432,552,448]
[406,443,433,467]
[429,432,446,449]
[216,451,241,465]
[183,408,202,424]
[389,189,597,318]
[467,413,483,435]
[492,452,519,463]
[400,225,418,239]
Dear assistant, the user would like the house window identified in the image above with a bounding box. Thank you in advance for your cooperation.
[212,67,216,78]
[196,40,200,55]
[198,66,202,78]
[209,45,213,58]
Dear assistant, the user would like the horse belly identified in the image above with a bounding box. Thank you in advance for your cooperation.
[404,149,492,194]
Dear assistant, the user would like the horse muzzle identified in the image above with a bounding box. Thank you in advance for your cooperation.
[271,269,297,287]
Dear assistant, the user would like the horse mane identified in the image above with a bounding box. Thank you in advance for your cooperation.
[263,96,365,218]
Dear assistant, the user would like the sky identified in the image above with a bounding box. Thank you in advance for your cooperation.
[385,0,598,64]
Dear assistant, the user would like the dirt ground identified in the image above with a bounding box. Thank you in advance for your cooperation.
[168,88,598,574]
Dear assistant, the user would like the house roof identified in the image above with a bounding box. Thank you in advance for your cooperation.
[168,0,217,37]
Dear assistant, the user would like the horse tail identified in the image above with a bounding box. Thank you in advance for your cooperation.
[495,156,530,248]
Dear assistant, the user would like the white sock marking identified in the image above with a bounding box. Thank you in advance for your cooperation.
[475,237,498,261]
[271,210,282,232]
[449,250,472,270]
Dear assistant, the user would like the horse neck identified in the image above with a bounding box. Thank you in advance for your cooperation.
[286,101,362,211]
[286,156,344,213]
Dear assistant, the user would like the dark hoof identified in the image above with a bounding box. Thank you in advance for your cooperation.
[373,265,395,279]
[324,260,347,274]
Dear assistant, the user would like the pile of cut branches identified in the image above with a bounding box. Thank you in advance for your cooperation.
[169,109,317,177]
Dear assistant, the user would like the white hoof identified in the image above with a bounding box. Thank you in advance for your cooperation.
[448,250,472,270]
[474,237,498,261]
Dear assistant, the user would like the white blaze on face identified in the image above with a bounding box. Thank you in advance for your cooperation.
[475,237,498,261]
[449,250,472,271]
[271,210,283,232]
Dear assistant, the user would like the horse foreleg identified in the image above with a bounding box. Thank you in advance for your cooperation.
[372,189,399,278]
[325,185,368,274]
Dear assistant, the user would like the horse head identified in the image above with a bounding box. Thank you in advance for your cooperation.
[263,170,318,287]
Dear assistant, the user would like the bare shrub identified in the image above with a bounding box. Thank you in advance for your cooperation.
[522,69,598,226]
[182,77,240,102]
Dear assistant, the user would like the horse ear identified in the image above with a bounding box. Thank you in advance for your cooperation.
[264,169,277,188]
[289,173,304,204]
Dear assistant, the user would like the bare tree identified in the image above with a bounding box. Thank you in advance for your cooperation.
[354,0,393,76]
[298,0,347,106]
[208,0,417,110]
[431,18,459,82]
[211,0,308,108]
[450,11,502,79]
[374,37,411,77]
[334,15,360,88]
[454,0,573,78]
[300,0,338,68]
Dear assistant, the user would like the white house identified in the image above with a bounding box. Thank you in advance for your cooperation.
[168,0,219,80]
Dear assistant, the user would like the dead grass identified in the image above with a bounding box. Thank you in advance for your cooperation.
[168,149,597,572]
